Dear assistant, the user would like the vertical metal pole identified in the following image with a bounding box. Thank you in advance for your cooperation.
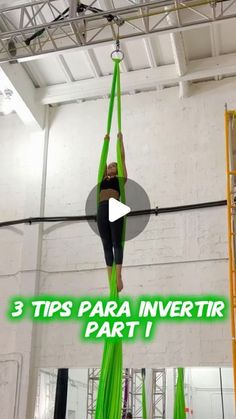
[151,370,154,419]
[53,369,68,419]
[219,368,225,419]
[86,369,89,419]
[225,107,236,410]
[131,368,134,417]
[163,370,166,419]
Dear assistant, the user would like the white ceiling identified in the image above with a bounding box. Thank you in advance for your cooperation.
[0,0,236,126]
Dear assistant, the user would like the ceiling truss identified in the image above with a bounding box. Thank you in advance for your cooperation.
[0,0,235,63]
[1,0,236,126]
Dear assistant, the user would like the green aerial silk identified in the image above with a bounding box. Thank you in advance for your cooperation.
[174,368,186,419]
[95,58,126,419]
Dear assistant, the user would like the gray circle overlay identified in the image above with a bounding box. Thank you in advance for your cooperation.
[85,178,151,241]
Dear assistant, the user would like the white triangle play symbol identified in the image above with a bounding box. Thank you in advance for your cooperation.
[109,198,131,222]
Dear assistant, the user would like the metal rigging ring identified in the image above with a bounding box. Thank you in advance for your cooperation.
[111,38,124,61]
[111,49,124,61]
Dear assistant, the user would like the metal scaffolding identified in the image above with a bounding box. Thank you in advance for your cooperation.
[132,368,145,418]
[87,367,133,418]
[86,367,168,418]
[225,107,236,409]
[122,368,134,417]
[87,368,100,419]
[152,369,166,419]
[0,0,236,62]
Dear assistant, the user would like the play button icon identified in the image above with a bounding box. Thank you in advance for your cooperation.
[85,177,151,241]
[109,198,131,222]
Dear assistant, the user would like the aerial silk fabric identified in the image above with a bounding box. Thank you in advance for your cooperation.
[174,368,186,419]
[95,59,126,419]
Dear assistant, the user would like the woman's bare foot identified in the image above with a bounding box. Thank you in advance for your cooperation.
[107,266,112,281]
[116,264,123,292]
[117,275,123,292]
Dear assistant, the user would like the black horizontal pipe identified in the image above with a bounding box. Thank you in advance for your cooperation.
[0,200,227,228]
[158,199,227,214]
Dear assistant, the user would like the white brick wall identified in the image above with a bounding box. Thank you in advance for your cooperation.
[0,78,236,417]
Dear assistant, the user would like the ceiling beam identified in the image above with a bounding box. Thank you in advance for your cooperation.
[22,62,46,87]
[143,37,157,68]
[84,49,102,78]
[165,5,189,98]
[169,33,189,98]
[36,51,236,105]
[210,24,222,81]
[57,54,75,82]
[142,37,164,91]
[0,62,45,128]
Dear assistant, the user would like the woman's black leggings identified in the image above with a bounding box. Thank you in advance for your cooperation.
[97,200,124,267]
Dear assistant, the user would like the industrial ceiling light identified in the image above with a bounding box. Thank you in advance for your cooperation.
[2,88,15,115]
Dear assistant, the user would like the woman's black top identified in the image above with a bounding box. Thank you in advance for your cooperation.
[100,176,120,195]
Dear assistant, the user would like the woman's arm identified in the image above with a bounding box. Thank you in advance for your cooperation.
[117,132,127,180]
[102,133,110,178]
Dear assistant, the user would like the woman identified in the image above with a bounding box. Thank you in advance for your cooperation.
[97,132,127,292]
